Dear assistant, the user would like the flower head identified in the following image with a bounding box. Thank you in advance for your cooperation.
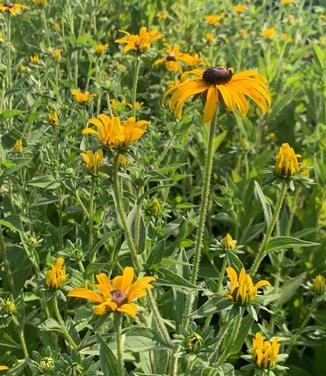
[275,143,299,176]
[252,333,280,368]
[206,33,216,43]
[0,3,28,15]
[39,357,54,372]
[233,5,247,13]
[30,54,40,64]
[13,139,23,153]
[2,299,16,314]
[281,0,293,4]
[68,266,156,317]
[0,365,9,372]
[81,149,103,174]
[263,27,276,39]
[48,111,58,126]
[165,66,271,123]
[95,42,108,56]
[181,53,204,68]
[281,33,293,43]
[312,275,325,295]
[115,26,162,53]
[82,115,148,150]
[204,13,225,26]
[226,267,271,305]
[45,257,68,289]
[52,48,61,60]
[153,44,189,73]
[72,89,96,104]
[220,233,236,251]
[33,0,47,5]
[155,11,169,20]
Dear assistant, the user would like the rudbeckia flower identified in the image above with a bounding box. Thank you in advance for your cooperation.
[153,44,189,73]
[45,257,68,289]
[72,89,96,104]
[252,333,280,369]
[155,11,169,20]
[180,53,204,68]
[0,365,9,371]
[165,66,271,123]
[48,111,58,126]
[95,42,108,56]
[13,139,23,153]
[274,143,300,176]
[115,26,162,53]
[82,114,148,150]
[30,54,40,64]
[204,13,225,26]
[226,267,271,305]
[68,266,156,317]
[262,27,277,38]
[81,149,103,174]
[233,5,247,13]
[0,3,28,15]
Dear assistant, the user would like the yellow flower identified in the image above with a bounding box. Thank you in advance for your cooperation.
[240,29,249,37]
[13,139,23,153]
[153,44,189,73]
[118,154,129,167]
[0,32,3,44]
[204,12,225,26]
[0,365,9,372]
[82,115,148,150]
[115,26,162,53]
[252,333,280,369]
[226,267,271,305]
[267,131,276,142]
[275,143,300,176]
[206,33,216,43]
[233,5,247,13]
[262,27,276,39]
[155,11,169,20]
[0,3,28,15]
[53,22,60,31]
[166,66,271,124]
[68,266,156,317]
[52,48,61,60]
[181,53,204,67]
[321,15,326,21]
[48,111,58,126]
[281,0,293,4]
[33,0,47,5]
[128,101,144,110]
[45,257,68,289]
[72,89,96,104]
[110,98,127,112]
[81,149,103,174]
[30,54,40,64]
[281,34,293,43]
[220,233,236,250]
[95,42,108,56]
[312,275,325,295]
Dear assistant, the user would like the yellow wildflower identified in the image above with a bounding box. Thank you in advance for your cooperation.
[48,111,58,126]
[0,3,28,15]
[118,154,129,167]
[281,0,293,4]
[0,365,9,372]
[206,33,216,43]
[181,53,204,67]
[53,22,60,31]
[33,0,47,5]
[13,139,23,153]
[0,32,3,44]
[252,333,280,369]
[240,29,249,37]
[45,257,68,289]
[220,233,236,251]
[115,26,162,53]
[233,5,247,13]
[95,42,108,56]
[204,13,225,26]
[30,54,40,64]
[281,34,293,43]
[267,131,276,142]
[274,143,300,176]
[3,299,16,314]
[226,267,271,305]
[155,11,169,20]
[52,48,61,60]
[71,89,96,104]
[153,44,190,73]
[110,98,127,112]
[81,149,103,174]
[128,101,144,110]
[262,28,276,39]
[68,266,156,317]
[312,275,325,294]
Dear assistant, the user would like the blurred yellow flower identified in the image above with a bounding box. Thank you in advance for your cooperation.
[110,98,127,111]
[182,53,204,67]
[226,267,271,305]
[252,333,280,368]
[115,26,162,53]
[0,32,3,44]
[81,150,103,174]
[275,143,299,176]
[220,233,236,250]
[72,89,96,104]
[118,154,129,167]
[128,101,143,110]
[95,42,108,56]
[0,365,9,371]
[206,33,216,43]
[233,5,247,13]
[33,0,47,5]
[281,33,293,43]
[281,0,293,4]
[153,44,189,73]
[68,266,156,317]
[48,111,58,126]
[52,48,61,60]
[155,11,169,20]
[13,139,23,153]
[262,27,276,38]
[82,114,148,150]
[45,257,68,289]
[0,3,28,15]
[53,22,61,31]
[312,275,325,294]
[204,13,225,26]
[267,131,276,142]
[30,54,40,64]
[321,15,326,21]
[240,28,249,37]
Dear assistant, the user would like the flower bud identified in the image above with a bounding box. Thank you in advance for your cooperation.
[3,299,16,315]
[185,332,203,353]
[220,233,236,251]
[312,275,325,295]
[147,199,161,216]
[39,357,55,371]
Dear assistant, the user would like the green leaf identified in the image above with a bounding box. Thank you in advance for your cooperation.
[0,109,24,120]
[230,315,254,355]
[278,272,306,305]
[213,130,227,153]
[157,268,200,290]
[124,327,170,352]
[192,296,230,318]
[96,333,119,376]
[310,40,324,71]
[254,181,272,227]
[266,236,319,252]
[28,175,60,190]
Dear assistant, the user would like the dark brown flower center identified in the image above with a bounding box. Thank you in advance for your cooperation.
[166,55,176,61]
[4,2,14,7]
[111,290,128,306]
[203,66,233,85]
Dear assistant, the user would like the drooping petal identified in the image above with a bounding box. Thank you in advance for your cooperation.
[117,303,138,317]
[68,288,103,303]
[226,267,238,295]
[203,85,219,123]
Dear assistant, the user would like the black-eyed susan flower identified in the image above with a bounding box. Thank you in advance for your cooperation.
[226,267,271,305]
[0,31,3,44]
[312,275,325,295]
[45,257,68,289]
[68,266,156,317]
[81,149,103,174]
[82,114,148,150]
[262,27,276,39]
[220,233,236,251]
[281,33,293,43]
[2,299,16,315]
[127,101,143,111]
[155,11,169,20]
[72,89,96,104]
[48,111,58,126]
[204,13,225,26]
[233,5,247,13]
[274,143,299,177]
[117,154,129,168]
[38,357,54,372]
[13,139,23,153]
[252,333,280,369]
[181,53,204,68]
[166,66,271,123]
[95,42,108,56]
[0,3,27,15]
[0,365,9,372]
[153,44,189,73]
[115,26,162,53]
[206,33,216,44]
[281,0,293,4]
[51,48,61,60]
[110,98,127,112]
[30,54,40,64]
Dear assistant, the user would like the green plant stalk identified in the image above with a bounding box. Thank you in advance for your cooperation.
[182,116,217,328]
[210,317,233,363]
[6,14,12,129]
[89,176,96,261]
[250,182,287,276]
[153,132,177,169]
[114,313,124,376]
[41,7,50,47]
[169,346,180,376]
[0,224,15,293]
[52,293,78,350]
[132,56,141,118]
[12,315,29,359]
[134,186,144,252]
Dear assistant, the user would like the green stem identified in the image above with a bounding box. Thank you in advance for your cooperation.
[210,318,233,363]
[0,224,15,292]
[41,7,50,47]
[89,176,96,260]
[182,116,217,328]
[132,56,141,118]
[6,14,12,129]
[114,313,124,376]
[52,293,78,351]
[12,316,29,359]
[153,132,177,170]
[250,182,287,276]
[169,346,180,376]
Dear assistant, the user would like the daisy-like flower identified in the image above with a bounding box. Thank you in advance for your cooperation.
[262,27,276,39]
[30,54,40,64]
[82,114,148,150]
[233,5,247,13]
[181,53,204,68]
[48,111,58,126]
[127,101,144,110]
[0,365,9,372]
[95,42,108,56]
[281,33,293,43]
[51,48,61,60]
[226,267,271,305]
[206,33,216,43]
[115,26,162,54]
[68,266,156,317]
[281,0,293,4]
[155,11,169,20]
[153,44,189,73]
[0,3,28,15]
[252,333,280,369]
[166,66,271,123]
[274,143,299,176]
[13,139,23,153]
[81,149,103,174]
[72,89,96,104]
[45,257,68,289]
[312,275,325,295]
[204,13,225,26]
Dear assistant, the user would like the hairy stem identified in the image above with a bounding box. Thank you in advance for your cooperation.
[114,313,124,376]
[132,56,141,118]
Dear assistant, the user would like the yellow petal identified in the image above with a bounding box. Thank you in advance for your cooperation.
[117,303,138,317]
[68,288,103,303]
[203,85,218,123]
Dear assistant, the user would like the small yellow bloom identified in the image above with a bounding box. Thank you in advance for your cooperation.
[240,28,249,37]
[262,27,276,39]
[118,154,129,167]
[81,149,103,174]
[220,233,236,251]
[17,64,31,73]
[0,365,9,372]
[147,198,161,216]
[153,44,190,73]
[181,53,204,67]
[281,33,293,43]
[321,15,326,21]
[110,98,127,112]
[30,54,40,64]
[275,143,300,177]
[206,33,216,43]
[115,26,162,53]
[53,22,61,31]
[0,3,28,15]
[2,299,16,314]
[226,267,271,305]
[128,101,144,110]
[252,333,280,369]
[0,32,3,44]
[155,11,169,20]
[267,131,276,142]
[13,139,23,153]
[39,357,54,371]
[68,266,156,317]
[82,115,148,150]
[204,12,225,26]
[33,0,47,5]
[233,5,247,13]
[312,275,325,294]
[281,0,293,4]
[52,48,61,60]
[48,111,58,126]
[45,257,68,289]
[72,89,96,104]
[95,42,108,56]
